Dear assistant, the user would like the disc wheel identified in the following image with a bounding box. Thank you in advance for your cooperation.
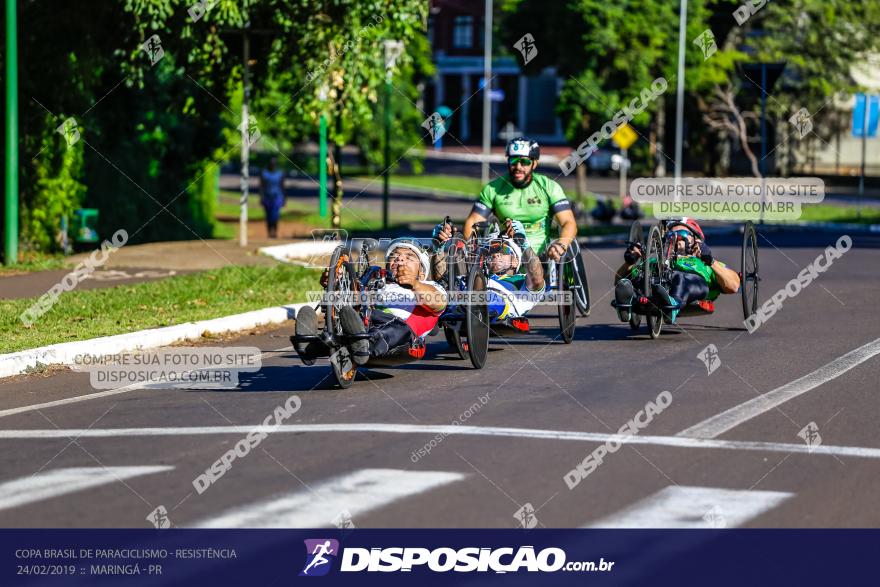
[628,220,644,247]
[326,245,359,388]
[629,311,641,331]
[741,221,759,320]
[463,255,490,369]
[442,238,468,359]
[557,259,576,344]
[643,225,665,339]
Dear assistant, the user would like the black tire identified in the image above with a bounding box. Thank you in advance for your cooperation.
[557,260,576,343]
[569,242,591,317]
[741,221,759,320]
[629,311,641,331]
[442,238,468,359]
[643,225,665,339]
[464,255,490,369]
[325,245,359,388]
[444,324,466,359]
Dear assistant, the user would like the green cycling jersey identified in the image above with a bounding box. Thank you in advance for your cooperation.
[473,172,572,255]
[629,255,726,301]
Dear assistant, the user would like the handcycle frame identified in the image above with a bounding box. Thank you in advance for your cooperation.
[293,238,489,388]
[439,219,585,348]
[618,220,760,339]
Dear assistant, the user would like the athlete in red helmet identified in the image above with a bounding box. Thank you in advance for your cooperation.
[613,218,741,323]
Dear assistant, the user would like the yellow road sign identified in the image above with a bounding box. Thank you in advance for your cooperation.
[612,123,638,150]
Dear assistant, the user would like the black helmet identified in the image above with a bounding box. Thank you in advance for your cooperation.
[505,137,540,160]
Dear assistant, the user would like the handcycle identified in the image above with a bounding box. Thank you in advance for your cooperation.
[437,219,589,349]
[619,219,760,338]
[292,238,490,388]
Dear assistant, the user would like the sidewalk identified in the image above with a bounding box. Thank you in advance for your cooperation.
[0,238,289,301]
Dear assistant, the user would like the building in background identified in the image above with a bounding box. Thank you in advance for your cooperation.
[424,0,565,146]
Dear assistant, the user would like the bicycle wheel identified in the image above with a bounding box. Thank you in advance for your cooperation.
[464,254,490,369]
[557,260,576,344]
[643,225,665,339]
[325,245,359,388]
[741,221,759,320]
[569,242,591,317]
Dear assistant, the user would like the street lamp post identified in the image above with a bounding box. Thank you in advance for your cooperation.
[481,0,493,184]
[382,40,403,232]
[239,28,251,247]
[674,0,687,183]
[4,0,18,266]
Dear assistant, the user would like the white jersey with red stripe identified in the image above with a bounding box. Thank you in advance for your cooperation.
[374,281,445,338]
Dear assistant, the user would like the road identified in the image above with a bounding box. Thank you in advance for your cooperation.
[1,228,878,530]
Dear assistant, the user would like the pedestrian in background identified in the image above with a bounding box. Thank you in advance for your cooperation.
[260,157,285,238]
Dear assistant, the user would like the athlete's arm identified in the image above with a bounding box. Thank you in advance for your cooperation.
[463,209,488,240]
[711,261,740,294]
[522,248,545,291]
[546,209,578,261]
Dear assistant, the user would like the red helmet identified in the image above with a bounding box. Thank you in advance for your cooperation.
[668,217,704,241]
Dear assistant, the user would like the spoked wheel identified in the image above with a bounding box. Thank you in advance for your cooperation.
[741,221,759,320]
[463,255,490,369]
[643,225,665,339]
[568,241,591,317]
[557,259,577,344]
[326,245,359,388]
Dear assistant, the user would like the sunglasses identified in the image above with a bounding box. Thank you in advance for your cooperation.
[508,157,532,167]
[670,229,693,240]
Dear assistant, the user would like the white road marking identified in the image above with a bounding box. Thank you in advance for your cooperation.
[195,468,464,528]
[0,348,295,420]
[587,486,793,528]
[0,466,172,513]
[678,337,880,439]
[2,422,880,459]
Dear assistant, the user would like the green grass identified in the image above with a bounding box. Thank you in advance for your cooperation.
[798,203,880,225]
[0,251,68,275]
[214,191,440,236]
[1,264,321,353]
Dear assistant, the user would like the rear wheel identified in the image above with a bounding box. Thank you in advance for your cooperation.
[557,260,576,343]
[569,242,591,317]
[628,220,644,247]
[464,256,490,369]
[643,226,665,339]
[326,246,359,388]
[741,221,759,320]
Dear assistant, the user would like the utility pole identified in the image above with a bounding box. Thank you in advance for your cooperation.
[4,0,18,266]
[674,0,688,183]
[382,40,403,231]
[481,0,493,184]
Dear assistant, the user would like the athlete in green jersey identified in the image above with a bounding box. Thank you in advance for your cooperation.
[463,137,578,264]
[613,218,740,323]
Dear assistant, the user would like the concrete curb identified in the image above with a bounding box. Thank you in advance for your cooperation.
[0,302,310,379]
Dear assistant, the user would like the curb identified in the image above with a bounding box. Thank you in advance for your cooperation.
[0,302,310,380]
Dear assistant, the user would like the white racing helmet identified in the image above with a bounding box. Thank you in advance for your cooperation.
[487,237,523,273]
[385,238,431,278]
[505,137,540,160]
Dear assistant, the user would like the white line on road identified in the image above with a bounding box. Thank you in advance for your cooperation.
[0,466,172,513]
[678,337,880,439]
[195,468,464,528]
[0,348,297,420]
[2,423,880,459]
[586,486,793,528]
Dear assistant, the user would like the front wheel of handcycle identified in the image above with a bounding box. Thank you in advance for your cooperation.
[643,225,665,339]
[326,245,359,388]
[557,259,577,344]
[463,255,490,369]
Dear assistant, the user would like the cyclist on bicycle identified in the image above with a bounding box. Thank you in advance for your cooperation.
[613,218,740,324]
[462,137,578,273]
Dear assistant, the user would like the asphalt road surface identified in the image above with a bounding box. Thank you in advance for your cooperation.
[1,227,879,530]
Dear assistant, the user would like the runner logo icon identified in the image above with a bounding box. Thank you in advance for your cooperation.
[300,539,339,577]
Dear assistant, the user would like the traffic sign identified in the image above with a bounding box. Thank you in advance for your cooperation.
[852,94,879,138]
[612,123,638,150]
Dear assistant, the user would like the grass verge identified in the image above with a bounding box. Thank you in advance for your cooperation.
[1,264,320,353]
